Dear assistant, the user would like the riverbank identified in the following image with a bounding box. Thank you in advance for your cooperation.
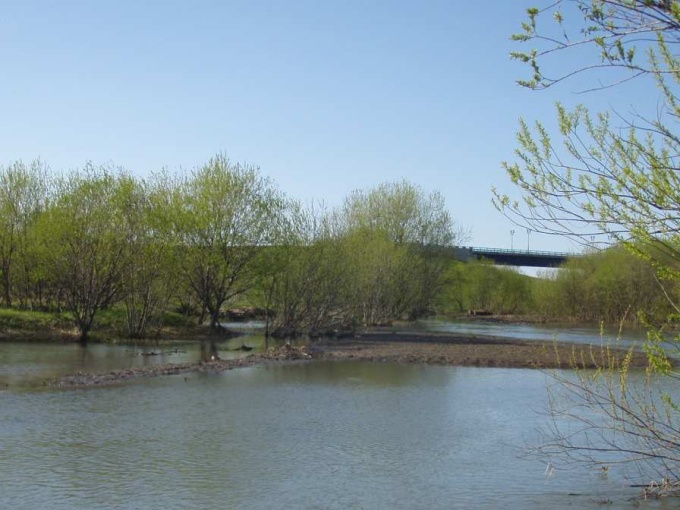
[48,330,652,388]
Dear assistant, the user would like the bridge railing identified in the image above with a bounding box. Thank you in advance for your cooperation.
[468,246,576,258]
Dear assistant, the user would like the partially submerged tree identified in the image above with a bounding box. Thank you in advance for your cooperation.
[495,0,680,491]
[256,203,349,337]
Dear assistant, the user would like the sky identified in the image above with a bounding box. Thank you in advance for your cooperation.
[0,1,655,254]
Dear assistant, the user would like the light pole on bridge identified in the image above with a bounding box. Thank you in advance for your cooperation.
[527,228,531,251]
[510,230,515,250]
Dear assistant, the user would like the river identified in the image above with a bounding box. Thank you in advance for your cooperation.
[0,321,670,509]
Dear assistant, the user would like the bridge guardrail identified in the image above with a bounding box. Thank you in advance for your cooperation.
[468,247,575,257]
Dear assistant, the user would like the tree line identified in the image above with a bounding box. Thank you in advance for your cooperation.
[0,155,462,342]
[438,246,679,325]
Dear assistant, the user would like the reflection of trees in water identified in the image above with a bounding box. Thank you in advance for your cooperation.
[77,343,94,368]
[199,340,220,362]
[264,360,451,388]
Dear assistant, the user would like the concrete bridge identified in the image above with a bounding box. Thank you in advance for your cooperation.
[450,246,572,268]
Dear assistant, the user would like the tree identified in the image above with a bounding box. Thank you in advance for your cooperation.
[256,181,466,337]
[494,1,680,258]
[0,160,50,308]
[38,166,128,343]
[534,246,673,322]
[437,260,534,315]
[341,181,466,320]
[255,203,350,337]
[173,154,287,331]
[339,227,413,326]
[117,173,178,338]
[342,180,459,247]
[494,1,680,492]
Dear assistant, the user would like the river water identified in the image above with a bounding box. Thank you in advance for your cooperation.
[0,321,670,509]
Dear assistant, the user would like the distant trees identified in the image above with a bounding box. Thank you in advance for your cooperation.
[437,261,534,315]
[0,158,466,341]
[258,181,467,337]
[434,247,676,323]
[0,153,675,351]
[533,247,673,323]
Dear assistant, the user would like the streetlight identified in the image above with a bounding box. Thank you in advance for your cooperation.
[510,230,515,250]
[527,228,531,251]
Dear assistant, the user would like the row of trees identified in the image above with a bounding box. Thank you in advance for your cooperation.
[435,247,678,324]
[0,156,463,342]
[261,183,459,336]
[437,261,534,315]
[533,247,677,323]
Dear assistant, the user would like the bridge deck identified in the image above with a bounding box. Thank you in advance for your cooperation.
[451,247,573,268]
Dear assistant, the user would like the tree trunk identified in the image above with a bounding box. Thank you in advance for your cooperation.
[209,308,221,331]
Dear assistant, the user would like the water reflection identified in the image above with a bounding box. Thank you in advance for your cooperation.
[418,318,648,346]
[0,363,661,509]
[0,337,261,388]
[0,321,670,509]
[0,318,654,390]
[256,359,450,388]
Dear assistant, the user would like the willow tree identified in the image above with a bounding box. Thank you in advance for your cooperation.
[342,180,465,320]
[37,166,128,342]
[256,181,464,337]
[0,160,50,308]
[343,180,458,247]
[116,173,179,339]
[174,154,287,331]
[494,1,680,491]
[256,203,349,338]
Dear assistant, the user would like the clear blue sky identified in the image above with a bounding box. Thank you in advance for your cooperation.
[0,1,651,253]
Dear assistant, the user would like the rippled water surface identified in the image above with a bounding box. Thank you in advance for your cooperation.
[0,335,268,388]
[418,318,648,346]
[0,322,670,509]
[0,361,666,509]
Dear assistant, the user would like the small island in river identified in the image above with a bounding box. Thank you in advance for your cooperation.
[49,329,652,388]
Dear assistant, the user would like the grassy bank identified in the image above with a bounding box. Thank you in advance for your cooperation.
[0,307,211,343]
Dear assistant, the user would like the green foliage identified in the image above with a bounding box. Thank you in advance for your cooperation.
[172,154,288,330]
[255,181,465,337]
[342,180,460,246]
[256,208,349,337]
[0,157,465,341]
[437,261,534,315]
[500,0,680,485]
[37,166,130,341]
[536,247,673,322]
[0,160,50,309]
[116,173,179,338]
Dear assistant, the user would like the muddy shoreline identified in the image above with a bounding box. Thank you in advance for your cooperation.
[48,330,651,388]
